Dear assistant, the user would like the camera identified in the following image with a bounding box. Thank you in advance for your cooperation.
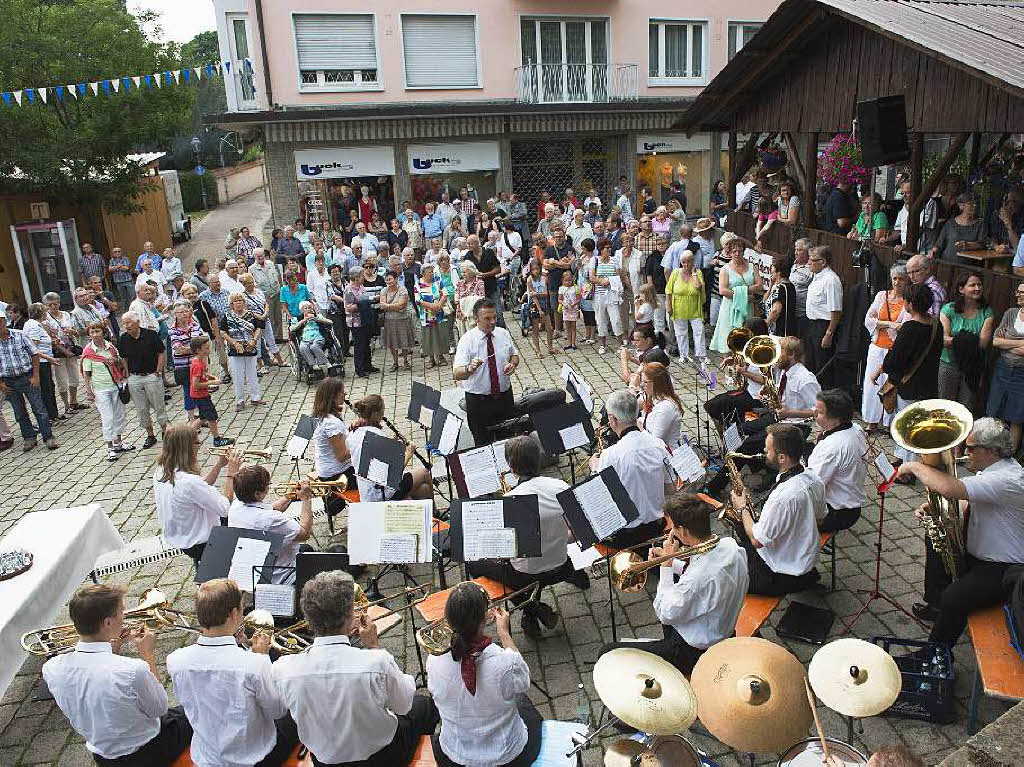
[851,239,872,269]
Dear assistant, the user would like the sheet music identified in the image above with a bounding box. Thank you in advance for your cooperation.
[464,527,517,560]
[573,476,625,541]
[558,422,589,451]
[724,422,742,453]
[379,533,418,563]
[462,500,504,532]
[227,538,271,591]
[419,406,434,428]
[874,450,896,480]
[254,584,295,616]
[669,443,705,483]
[438,413,461,455]
[572,378,594,415]
[533,721,589,767]
[460,446,502,498]
[286,435,309,459]
[384,502,426,536]
[367,457,390,486]
[491,440,511,475]
[567,542,602,571]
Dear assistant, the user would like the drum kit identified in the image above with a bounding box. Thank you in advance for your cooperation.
[580,637,902,766]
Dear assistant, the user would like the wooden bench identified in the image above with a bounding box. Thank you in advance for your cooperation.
[410,735,438,766]
[325,487,361,533]
[819,530,836,592]
[415,576,508,623]
[173,743,311,766]
[966,605,1024,734]
[736,594,783,637]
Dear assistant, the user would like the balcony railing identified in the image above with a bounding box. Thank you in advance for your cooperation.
[514,63,637,104]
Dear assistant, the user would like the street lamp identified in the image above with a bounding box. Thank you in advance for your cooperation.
[190,136,208,211]
[219,131,244,168]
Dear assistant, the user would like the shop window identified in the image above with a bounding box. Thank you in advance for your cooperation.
[648,20,706,85]
[294,13,380,92]
[728,22,763,60]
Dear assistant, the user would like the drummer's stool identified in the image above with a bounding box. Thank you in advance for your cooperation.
[966,605,1024,733]
[172,743,312,767]
[819,531,836,592]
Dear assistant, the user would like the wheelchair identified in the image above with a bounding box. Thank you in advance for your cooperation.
[289,318,345,384]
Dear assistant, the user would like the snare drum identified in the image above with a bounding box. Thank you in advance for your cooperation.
[777,738,867,766]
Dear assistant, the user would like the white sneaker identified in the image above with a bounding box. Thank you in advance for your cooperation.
[598,346,607,355]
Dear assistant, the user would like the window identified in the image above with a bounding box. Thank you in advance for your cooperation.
[728,22,763,60]
[293,14,379,90]
[648,20,706,84]
[520,18,609,102]
[402,15,478,88]
[229,16,255,103]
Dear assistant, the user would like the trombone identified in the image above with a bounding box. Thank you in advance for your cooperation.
[610,535,720,592]
[416,582,542,655]
[272,476,348,498]
[210,446,274,461]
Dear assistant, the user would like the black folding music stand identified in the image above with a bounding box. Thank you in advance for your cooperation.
[534,400,595,484]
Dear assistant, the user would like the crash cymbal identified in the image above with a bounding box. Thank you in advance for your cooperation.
[593,648,698,735]
[604,735,703,767]
[690,637,812,754]
[808,638,902,718]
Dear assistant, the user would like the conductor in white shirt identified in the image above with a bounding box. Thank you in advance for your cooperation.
[731,423,824,595]
[808,389,867,532]
[453,298,520,446]
[273,571,439,767]
[427,582,540,767]
[589,389,674,549]
[466,435,590,638]
[167,579,299,767]
[598,494,749,673]
[43,584,193,766]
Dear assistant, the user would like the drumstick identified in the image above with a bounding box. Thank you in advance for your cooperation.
[803,677,830,762]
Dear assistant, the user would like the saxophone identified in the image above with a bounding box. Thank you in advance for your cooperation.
[758,368,782,418]
[717,452,766,530]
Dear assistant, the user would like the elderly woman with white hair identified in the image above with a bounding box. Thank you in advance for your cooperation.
[861,264,907,432]
[290,300,334,372]
[455,260,486,336]
[42,292,83,416]
[219,292,264,410]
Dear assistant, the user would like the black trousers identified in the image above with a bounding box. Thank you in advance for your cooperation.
[602,519,666,551]
[254,714,301,767]
[39,360,59,421]
[464,388,515,446]
[740,535,819,596]
[320,467,358,519]
[704,389,757,427]
[181,542,206,571]
[819,505,861,533]
[432,693,542,767]
[466,558,588,616]
[804,318,835,388]
[925,550,1015,647]
[599,624,706,676]
[312,693,439,767]
[351,325,372,375]
[93,706,192,766]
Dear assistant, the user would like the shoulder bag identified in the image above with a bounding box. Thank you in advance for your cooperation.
[879,320,937,414]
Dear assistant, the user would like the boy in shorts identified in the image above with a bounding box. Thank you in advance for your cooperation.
[189,336,234,447]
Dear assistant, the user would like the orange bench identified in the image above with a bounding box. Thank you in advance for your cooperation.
[415,576,508,623]
[410,735,438,766]
[736,594,782,637]
[966,605,1024,734]
[173,743,312,767]
[819,531,836,592]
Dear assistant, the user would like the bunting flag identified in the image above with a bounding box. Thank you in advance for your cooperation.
[1,60,228,107]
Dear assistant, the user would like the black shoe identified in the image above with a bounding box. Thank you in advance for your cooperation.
[213,436,236,447]
[566,569,591,590]
[521,611,543,639]
[912,602,940,623]
[368,366,381,373]
[142,435,158,449]
[534,602,559,629]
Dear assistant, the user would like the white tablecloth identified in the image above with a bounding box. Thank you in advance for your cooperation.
[0,504,123,695]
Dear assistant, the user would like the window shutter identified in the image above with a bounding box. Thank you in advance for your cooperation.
[294,14,377,71]
[402,15,478,88]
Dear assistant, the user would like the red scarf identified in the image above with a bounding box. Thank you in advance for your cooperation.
[459,635,492,695]
[81,342,125,384]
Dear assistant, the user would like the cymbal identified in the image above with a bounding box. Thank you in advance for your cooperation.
[593,648,698,735]
[604,736,702,767]
[808,637,902,718]
[690,637,812,753]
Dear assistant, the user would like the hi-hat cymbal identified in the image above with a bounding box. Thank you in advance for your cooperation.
[690,637,812,754]
[808,637,902,718]
[604,736,702,767]
[593,648,698,735]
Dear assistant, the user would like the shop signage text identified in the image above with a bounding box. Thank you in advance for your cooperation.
[636,133,711,154]
[294,146,395,180]
[407,141,500,175]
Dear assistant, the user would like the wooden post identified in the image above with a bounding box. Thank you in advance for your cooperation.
[907,133,924,252]
[968,132,982,175]
[782,132,807,195]
[804,132,819,228]
[728,131,738,207]
[909,133,969,225]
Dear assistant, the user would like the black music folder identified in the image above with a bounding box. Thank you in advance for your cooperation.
[408,381,442,427]
[357,430,406,490]
[557,467,640,550]
[534,400,595,456]
[296,552,352,593]
[448,495,542,562]
[430,406,464,457]
[195,527,284,588]
[449,443,504,499]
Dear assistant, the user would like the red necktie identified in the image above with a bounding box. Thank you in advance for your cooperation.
[485,332,500,395]
[778,371,788,398]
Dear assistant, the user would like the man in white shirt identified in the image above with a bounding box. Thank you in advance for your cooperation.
[566,209,594,252]
[803,245,843,387]
[896,418,1024,644]
[218,259,244,294]
[160,249,183,282]
[273,571,438,766]
[167,579,298,767]
[808,389,867,532]
[128,283,161,332]
[352,222,379,256]
[466,435,589,638]
[732,423,824,595]
[134,259,167,297]
[453,298,520,446]
[43,584,192,766]
[790,237,814,334]
[228,466,314,585]
[590,389,673,548]
[599,494,748,673]
[436,191,457,229]
[735,173,755,209]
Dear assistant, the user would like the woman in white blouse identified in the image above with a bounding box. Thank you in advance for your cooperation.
[310,376,354,520]
[347,394,434,502]
[639,361,683,449]
[427,582,541,767]
[153,423,239,568]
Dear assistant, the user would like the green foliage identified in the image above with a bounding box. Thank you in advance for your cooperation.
[179,170,218,212]
[181,31,219,67]
[0,0,195,213]
[242,145,264,162]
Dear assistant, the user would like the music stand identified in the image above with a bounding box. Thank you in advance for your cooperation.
[448,496,542,563]
[357,431,406,491]
[195,527,284,590]
[449,444,504,500]
[534,401,595,484]
[348,499,432,599]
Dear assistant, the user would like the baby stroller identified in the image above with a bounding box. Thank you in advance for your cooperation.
[289,319,345,384]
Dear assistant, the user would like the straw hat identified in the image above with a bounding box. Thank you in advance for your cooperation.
[694,216,716,233]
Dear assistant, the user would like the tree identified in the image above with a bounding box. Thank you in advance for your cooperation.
[0,0,195,213]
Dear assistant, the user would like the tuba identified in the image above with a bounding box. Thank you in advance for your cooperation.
[717,452,766,530]
[742,335,782,416]
[891,399,973,579]
[722,326,753,390]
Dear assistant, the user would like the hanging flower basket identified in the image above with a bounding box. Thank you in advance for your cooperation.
[818,133,871,186]
[758,144,787,170]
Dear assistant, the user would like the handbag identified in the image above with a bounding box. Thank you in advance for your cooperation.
[879,320,937,414]
[117,382,131,404]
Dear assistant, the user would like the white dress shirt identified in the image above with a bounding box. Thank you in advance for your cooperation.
[654,536,749,648]
[135,269,167,294]
[507,475,570,574]
[808,423,868,511]
[153,468,228,549]
[776,362,821,414]
[427,644,530,766]
[161,257,184,281]
[128,298,160,331]
[273,635,415,763]
[745,363,765,399]
[219,270,244,295]
[228,499,302,583]
[752,469,824,576]
[962,458,1024,564]
[454,326,518,395]
[43,642,167,759]
[312,414,352,477]
[306,267,331,312]
[597,428,670,527]
[167,636,287,767]
[347,425,400,502]
[642,399,682,448]
[805,267,843,321]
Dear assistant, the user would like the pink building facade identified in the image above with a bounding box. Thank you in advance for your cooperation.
[211,0,779,228]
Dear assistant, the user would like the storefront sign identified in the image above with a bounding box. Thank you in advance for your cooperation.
[636,133,710,154]
[294,146,395,180]
[407,141,500,175]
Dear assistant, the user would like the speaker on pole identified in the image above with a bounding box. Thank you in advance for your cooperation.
[856,96,910,167]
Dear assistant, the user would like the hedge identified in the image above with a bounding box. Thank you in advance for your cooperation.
[180,171,219,212]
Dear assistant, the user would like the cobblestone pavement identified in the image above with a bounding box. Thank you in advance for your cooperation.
[0,320,1007,766]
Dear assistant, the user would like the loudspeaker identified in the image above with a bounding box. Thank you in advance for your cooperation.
[856,96,910,167]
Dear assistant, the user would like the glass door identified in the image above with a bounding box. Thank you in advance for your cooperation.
[538,21,564,103]
[522,18,608,103]
[229,15,256,104]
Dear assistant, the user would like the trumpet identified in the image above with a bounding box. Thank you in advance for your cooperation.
[416,582,541,656]
[272,476,348,498]
[610,535,720,592]
[22,589,198,657]
[210,446,274,461]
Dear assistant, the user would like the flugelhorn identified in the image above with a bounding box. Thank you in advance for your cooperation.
[22,588,198,657]
[272,476,348,498]
[416,582,541,656]
[210,446,274,461]
[742,335,782,415]
[610,535,720,592]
